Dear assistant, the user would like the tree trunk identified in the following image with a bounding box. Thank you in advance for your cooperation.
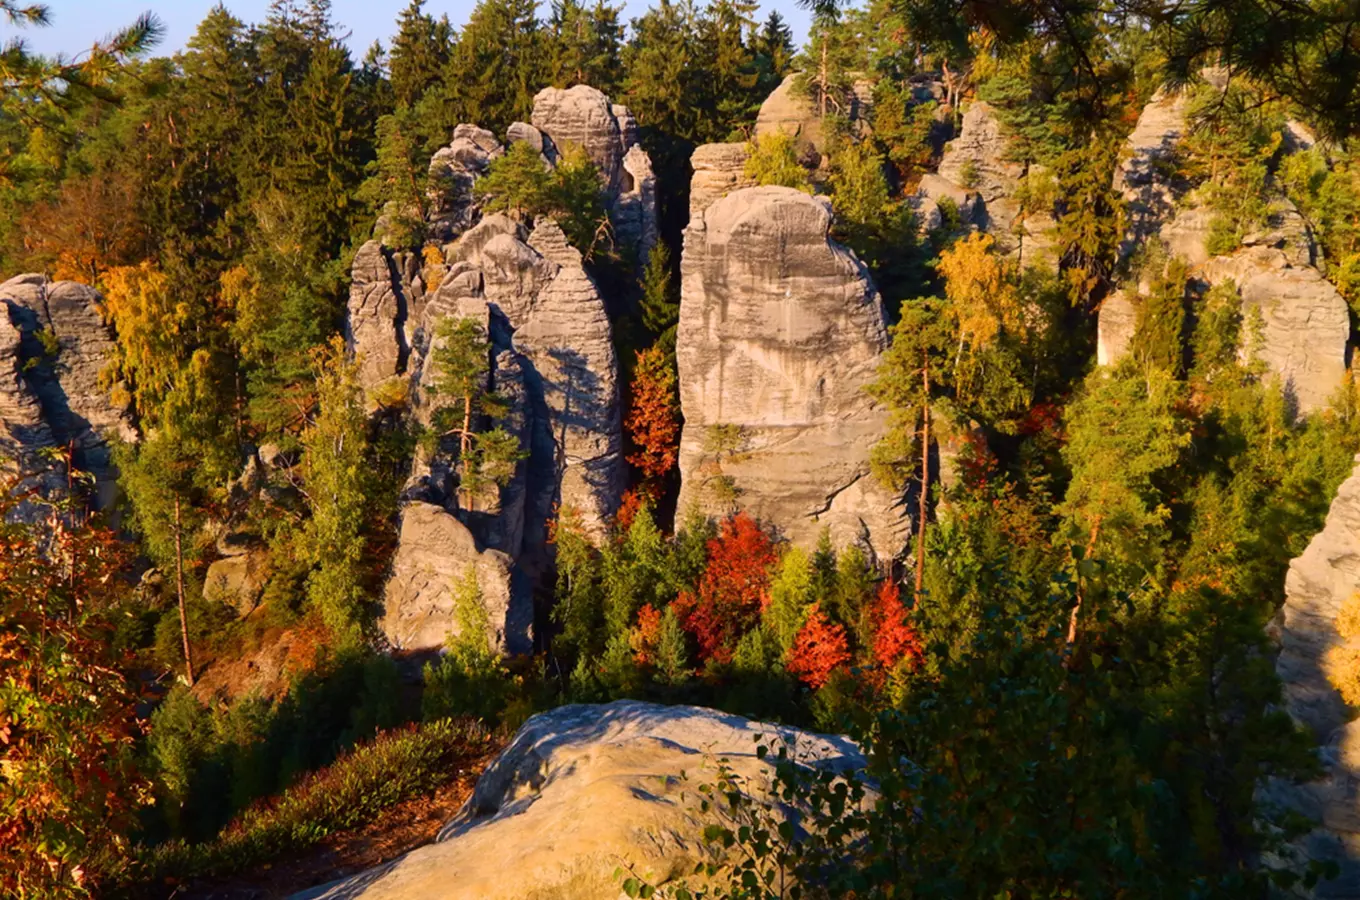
[174,496,195,686]
[820,39,828,118]
[1066,518,1102,648]
[915,357,930,599]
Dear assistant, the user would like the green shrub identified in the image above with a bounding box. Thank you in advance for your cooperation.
[133,718,493,885]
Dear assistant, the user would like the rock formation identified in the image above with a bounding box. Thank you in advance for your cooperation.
[294,700,865,900]
[1112,87,1193,260]
[689,142,754,219]
[1265,460,1360,896]
[531,84,656,263]
[675,186,908,562]
[353,88,654,651]
[380,501,530,655]
[0,274,134,510]
[1097,83,1345,417]
[204,549,272,618]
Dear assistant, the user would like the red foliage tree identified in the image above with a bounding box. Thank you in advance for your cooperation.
[0,489,149,896]
[625,346,680,484]
[632,603,664,665]
[680,511,777,663]
[869,581,924,671]
[787,602,851,688]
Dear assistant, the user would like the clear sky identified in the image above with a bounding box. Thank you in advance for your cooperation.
[20,0,810,61]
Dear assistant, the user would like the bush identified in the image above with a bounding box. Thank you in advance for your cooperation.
[132,718,494,885]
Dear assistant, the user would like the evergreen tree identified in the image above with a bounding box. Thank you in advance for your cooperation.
[388,0,453,109]
[300,338,372,638]
[545,0,624,92]
[751,10,794,84]
[426,0,544,134]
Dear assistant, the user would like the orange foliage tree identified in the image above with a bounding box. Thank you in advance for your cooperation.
[21,174,144,284]
[787,602,851,688]
[625,346,680,486]
[0,489,148,897]
[869,580,923,671]
[676,511,777,663]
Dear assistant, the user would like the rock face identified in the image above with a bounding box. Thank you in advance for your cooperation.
[938,102,1023,241]
[754,73,825,161]
[204,549,272,618]
[0,274,134,508]
[1113,87,1192,259]
[1200,248,1348,415]
[380,501,530,655]
[1099,246,1348,416]
[294,700,865,900]
[346,242,423,397]
[675,186,908,562]
[1266,460,1360,896]
[531,85,656,263]
[351,88,651,650]
[689,143,754,219]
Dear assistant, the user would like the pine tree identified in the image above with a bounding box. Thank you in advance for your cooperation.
[751,10,794,84]
[429,0,545,133]
[652,606,692,686]
[388,0,453,109]
[545,0,624,92]
[300,337,372,638]
[639,240,679,343]
[429,316,525,505]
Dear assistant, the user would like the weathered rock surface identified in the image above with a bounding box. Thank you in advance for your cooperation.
[379,501,531,655]
[1095,289,1137,368]
[1113,87,1192,260]
[295,700,865,900]
[689,143,754,220]
[938,101,1024,243]
[0,275,134,507]
[754,73,824,161]
[676,186,908,562]
[531,85,656,263]
[518,219,624,540]
[1264,460,1360,896]
[427,125,503,244]
[347,242,422,397]
[204,549,272,618]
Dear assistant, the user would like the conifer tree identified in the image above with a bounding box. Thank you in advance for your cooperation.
[300,338,372,638]
[429,316,525,505]
[388,0,453,109]
[430,0,544,133]
[545,0,624,92]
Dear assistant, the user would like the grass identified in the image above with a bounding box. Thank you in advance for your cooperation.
[130,717,495,887]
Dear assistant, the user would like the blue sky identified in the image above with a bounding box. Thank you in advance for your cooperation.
[20,0,811,61]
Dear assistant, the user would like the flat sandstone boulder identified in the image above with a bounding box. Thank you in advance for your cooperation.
[294,701,864,900]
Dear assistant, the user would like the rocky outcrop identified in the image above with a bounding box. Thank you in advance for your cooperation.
[379,501,531,655]
[938,102,1023,240]
[295,700,865,900]
[1265,461,1360,896]
[689,143,754,219]
[427,125,503,244]
[675,186,908,562]
[754,73,825,162]
[204,549,271,618]
[346,242,424,398]
[1113,87,1192,260]
[1096,248,1347,414]
[531,85,656,263]
[1198,248,1348,414]
[0,275,134,508]
[517,220,624,540]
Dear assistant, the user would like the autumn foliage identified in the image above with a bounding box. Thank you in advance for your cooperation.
[625,346,681,484]
[0,490,148,897]
[869,581,923,671]
[787,603,851,688]
[678,512,778,663]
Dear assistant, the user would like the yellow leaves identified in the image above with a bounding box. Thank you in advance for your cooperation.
[422,243,447,295]
[937,232,1024,353]
[743,132,812,192]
